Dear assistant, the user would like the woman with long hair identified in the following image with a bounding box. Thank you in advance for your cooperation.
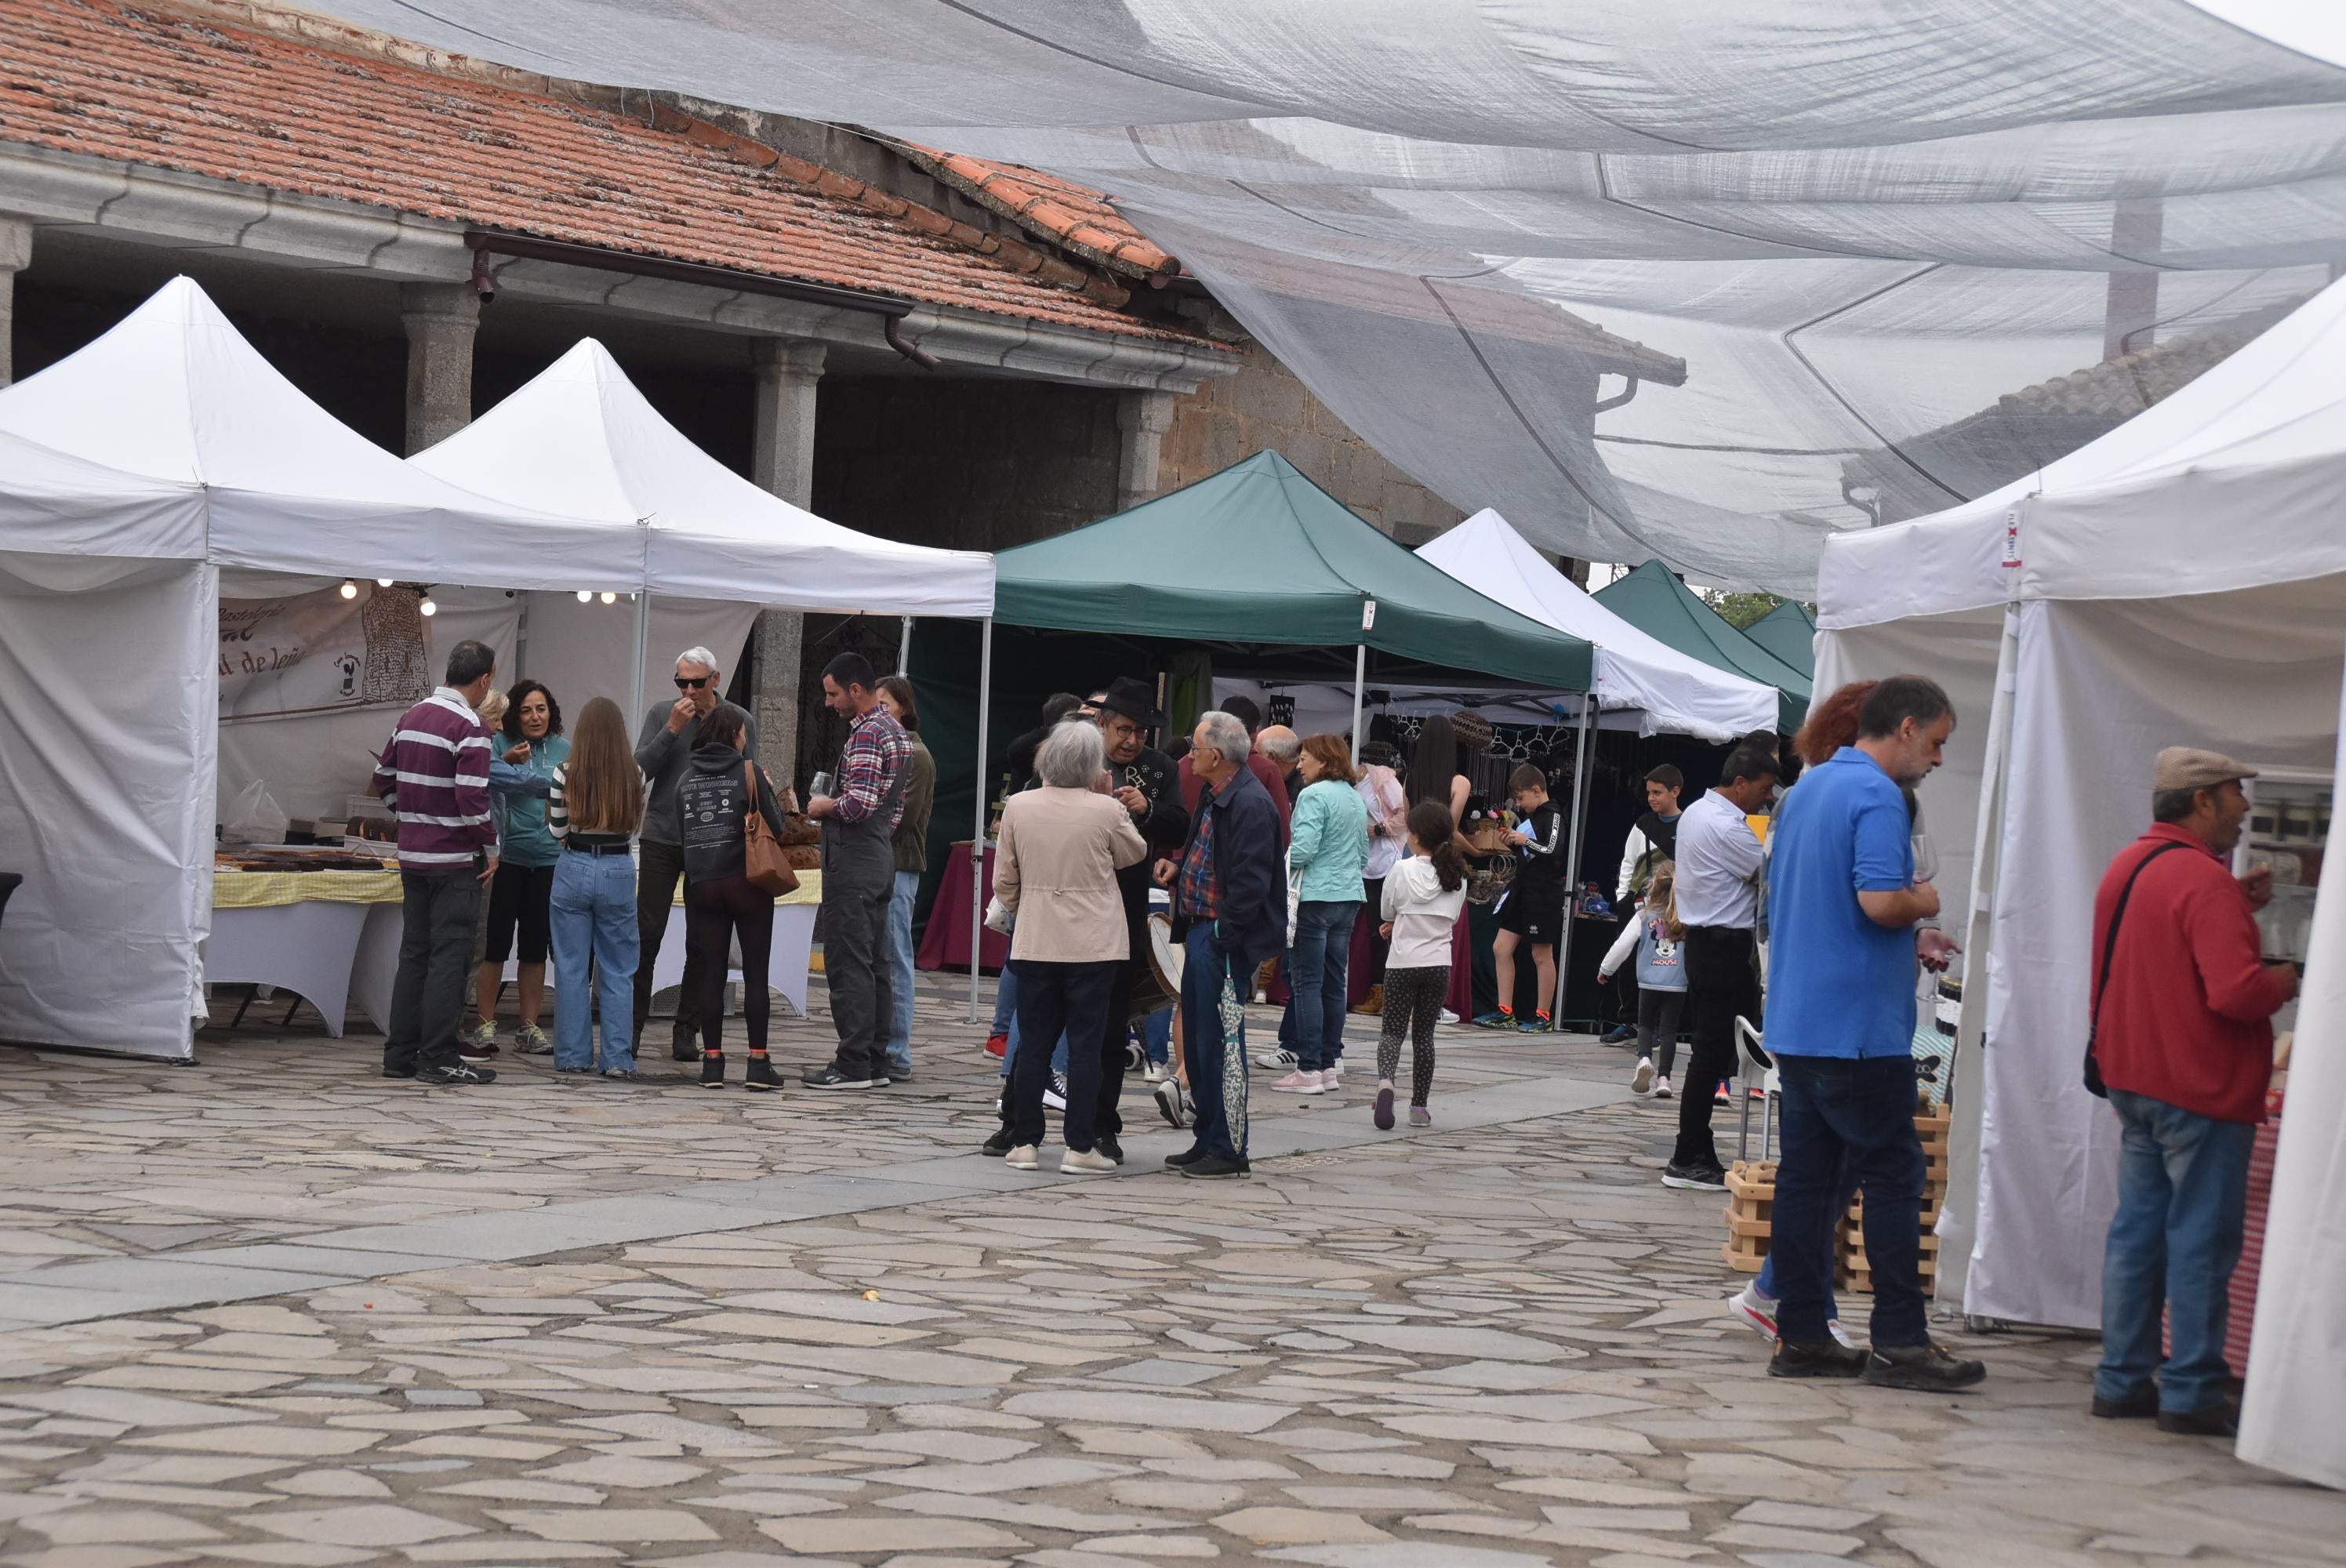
[676,705,789,1091]
[1374,801,1469,1130]
[547,695,642,1078]
[1794,681,1877,768]
[1597,859,1688,1099]
[1274,733,1371,1095]
[471,679,568,1056]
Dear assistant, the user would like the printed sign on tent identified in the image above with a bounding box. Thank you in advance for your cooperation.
[218,584,430,722]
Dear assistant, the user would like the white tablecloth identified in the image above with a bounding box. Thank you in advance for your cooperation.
[205,902,372,1038]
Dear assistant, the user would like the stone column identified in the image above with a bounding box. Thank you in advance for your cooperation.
[0,218,34,387]
[749,339,826,779]
[400,283,480,454]
[1116,389,1178,512]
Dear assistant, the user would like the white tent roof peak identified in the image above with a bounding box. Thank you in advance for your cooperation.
[0,276,635,587]
[415,338,996,617]
[1418,509,1778,742]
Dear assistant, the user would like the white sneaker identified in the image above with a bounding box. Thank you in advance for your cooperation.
[1271,1069,1324,1095]
[1005,1144,1040,1171]
[1322,1063,1344,1090]
[1142,1060,1168,1083]
[1154,1076,1191,1129]
[1727,1282,1778,1339]
[1253,1046,1298,1071]
[1828,1318,1858,1349]
[1043,1073,1067,1112]
[1060,1146,1117,1175]
[1652,1075,1673,1100]
[1632,1056,1655,1095]
[1438,1009,1459,1025]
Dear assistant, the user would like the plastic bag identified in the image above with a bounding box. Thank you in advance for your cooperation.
[222,779,289,845]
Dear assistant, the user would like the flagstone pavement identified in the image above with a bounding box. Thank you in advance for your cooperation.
[0,983,2337,1568]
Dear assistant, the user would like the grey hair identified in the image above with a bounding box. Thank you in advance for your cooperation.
[675,646,718,674]
[2151,786,2206,823]
[1196,710,1251,763]
[1036,718,1106,789]
[1258,728,1301,765]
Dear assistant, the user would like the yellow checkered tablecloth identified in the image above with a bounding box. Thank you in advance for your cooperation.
[212,866,404,909]
[214,862,822,909]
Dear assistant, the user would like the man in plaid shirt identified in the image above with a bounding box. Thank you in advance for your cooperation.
[804,650,913,1089]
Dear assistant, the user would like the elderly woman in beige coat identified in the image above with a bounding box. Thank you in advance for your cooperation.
[995,720,1149,1174]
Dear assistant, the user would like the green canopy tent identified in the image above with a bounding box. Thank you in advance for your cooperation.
[1593,561,1813,735]
[1744,599,1817,684]
[912,450,1600,1020]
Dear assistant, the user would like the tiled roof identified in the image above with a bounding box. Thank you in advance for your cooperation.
[898,144,1180,281]
[0,0,1218,347]
[1948,302,2299,427]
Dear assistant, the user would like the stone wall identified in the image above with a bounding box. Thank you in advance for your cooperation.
[1156,344,1462,544]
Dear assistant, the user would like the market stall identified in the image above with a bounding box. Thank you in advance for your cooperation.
[1814,276,2346,1487]
[1743,600,1817,683]
[0,278,636,1061]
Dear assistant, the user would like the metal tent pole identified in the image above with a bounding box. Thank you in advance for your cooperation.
[969,616,993,1023]
[628,592,650,737]
[899,615,913,675]
[1349,643,1367,764]
[1551,691,1594,1029]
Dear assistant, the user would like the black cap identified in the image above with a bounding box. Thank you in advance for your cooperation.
[1097,675,1165,728]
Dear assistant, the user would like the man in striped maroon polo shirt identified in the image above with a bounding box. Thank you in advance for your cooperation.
[372,639,503,1085]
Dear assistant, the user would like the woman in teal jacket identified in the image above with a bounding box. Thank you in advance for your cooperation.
[1276,732,1371,1094]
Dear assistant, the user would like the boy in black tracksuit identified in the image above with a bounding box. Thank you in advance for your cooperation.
[1484,763,1567,1032]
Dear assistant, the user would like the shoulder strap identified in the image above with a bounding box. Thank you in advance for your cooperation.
[2091,841,2189,1031]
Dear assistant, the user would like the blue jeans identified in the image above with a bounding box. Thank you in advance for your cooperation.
[2097,1088,2255,1414]
[1141,1004,1171,1064]
[1771,1053,1928,1347]
[549,851,638,1073]
[990,963,1018,1034]
[1180,924,1248,1160]
[1757,1152,1857,1321]
[885,869,918,1076]
[1290,900,1359,1072]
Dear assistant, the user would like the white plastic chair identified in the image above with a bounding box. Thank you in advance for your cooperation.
[1733,1013,1780,1163]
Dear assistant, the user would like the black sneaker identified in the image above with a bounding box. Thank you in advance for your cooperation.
[886,1067,914,1085]
[1600,1024,1636,1045]
[699,1054,727,1088]
[2155,1403,2239,1437]
[1095,1134,1124,1166]
[418,1062,496,1086]
[802,1065,880,1091]
[1864,1343,1987,1392]
[1661,1160,1729,1191]
[2091,1385,2159,1420]
[1180,1153,1251,1180]
[743,1056,781,1093]
[981,1125,1016,1157]
[381,1065,416,1080]
[1164,1146,1207,1168]
[1769,1338,1868,1379]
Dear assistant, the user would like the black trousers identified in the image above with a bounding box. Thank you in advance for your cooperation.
[1007,958,1118,1152]
[634,837,703,1039]
[386,869,482,1076]
[688,875,774,1054]
[1673,924,1760,1170]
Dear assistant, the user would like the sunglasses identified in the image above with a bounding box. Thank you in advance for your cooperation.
[674,676,711,690]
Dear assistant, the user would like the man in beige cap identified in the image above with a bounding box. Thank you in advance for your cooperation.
[2089,746,2296,1439]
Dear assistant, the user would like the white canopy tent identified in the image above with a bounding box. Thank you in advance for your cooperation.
[0,281,676,1059]
[409,339,994,731]
[1814,276,2346,1486]
[1418,509,1779,743]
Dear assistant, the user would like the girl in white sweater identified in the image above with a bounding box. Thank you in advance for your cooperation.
[1373,801,1470,1131]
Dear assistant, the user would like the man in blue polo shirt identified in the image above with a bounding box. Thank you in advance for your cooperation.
[1764,675,1983,1393]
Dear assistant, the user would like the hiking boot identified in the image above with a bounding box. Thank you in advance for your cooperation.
[1770,1338,1868,1379]
[1863,1343,1987,1392]
[743,1055,781,1093]
[699,1053,726,1088]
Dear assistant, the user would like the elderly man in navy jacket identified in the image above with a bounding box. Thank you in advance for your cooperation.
[1158,709,1285,1179]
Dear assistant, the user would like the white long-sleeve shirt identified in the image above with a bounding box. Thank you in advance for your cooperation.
[1674,790,1764,929]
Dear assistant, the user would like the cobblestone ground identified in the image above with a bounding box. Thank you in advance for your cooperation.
[0,983,2337,1568]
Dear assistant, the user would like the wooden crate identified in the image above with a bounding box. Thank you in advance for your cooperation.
[1720,1160,1777,1272]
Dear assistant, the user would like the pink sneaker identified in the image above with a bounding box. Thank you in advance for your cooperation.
[1270,1069,1324,1094]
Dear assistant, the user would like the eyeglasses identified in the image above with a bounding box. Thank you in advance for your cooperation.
[674,676,710,690]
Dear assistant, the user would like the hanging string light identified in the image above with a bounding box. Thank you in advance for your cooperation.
[338,579,358,600]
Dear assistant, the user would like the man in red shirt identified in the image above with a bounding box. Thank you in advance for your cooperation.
[2090,747,2296,1439]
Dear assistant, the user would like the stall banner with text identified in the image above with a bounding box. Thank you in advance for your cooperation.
[219,584,430,722]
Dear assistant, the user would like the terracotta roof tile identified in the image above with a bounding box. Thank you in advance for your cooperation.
[0,0,1216,347]
[900,143,1180,281]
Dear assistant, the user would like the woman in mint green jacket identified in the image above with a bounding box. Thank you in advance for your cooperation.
[1275,732,1372,1094]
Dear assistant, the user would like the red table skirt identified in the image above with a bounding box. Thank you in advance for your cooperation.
[915,841,1008,975]
[2226,1091,2284,1374]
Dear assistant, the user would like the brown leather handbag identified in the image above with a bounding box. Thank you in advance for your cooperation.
[742,761,799,897]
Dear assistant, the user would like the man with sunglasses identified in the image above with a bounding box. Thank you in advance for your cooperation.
[634,646,757,1060]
